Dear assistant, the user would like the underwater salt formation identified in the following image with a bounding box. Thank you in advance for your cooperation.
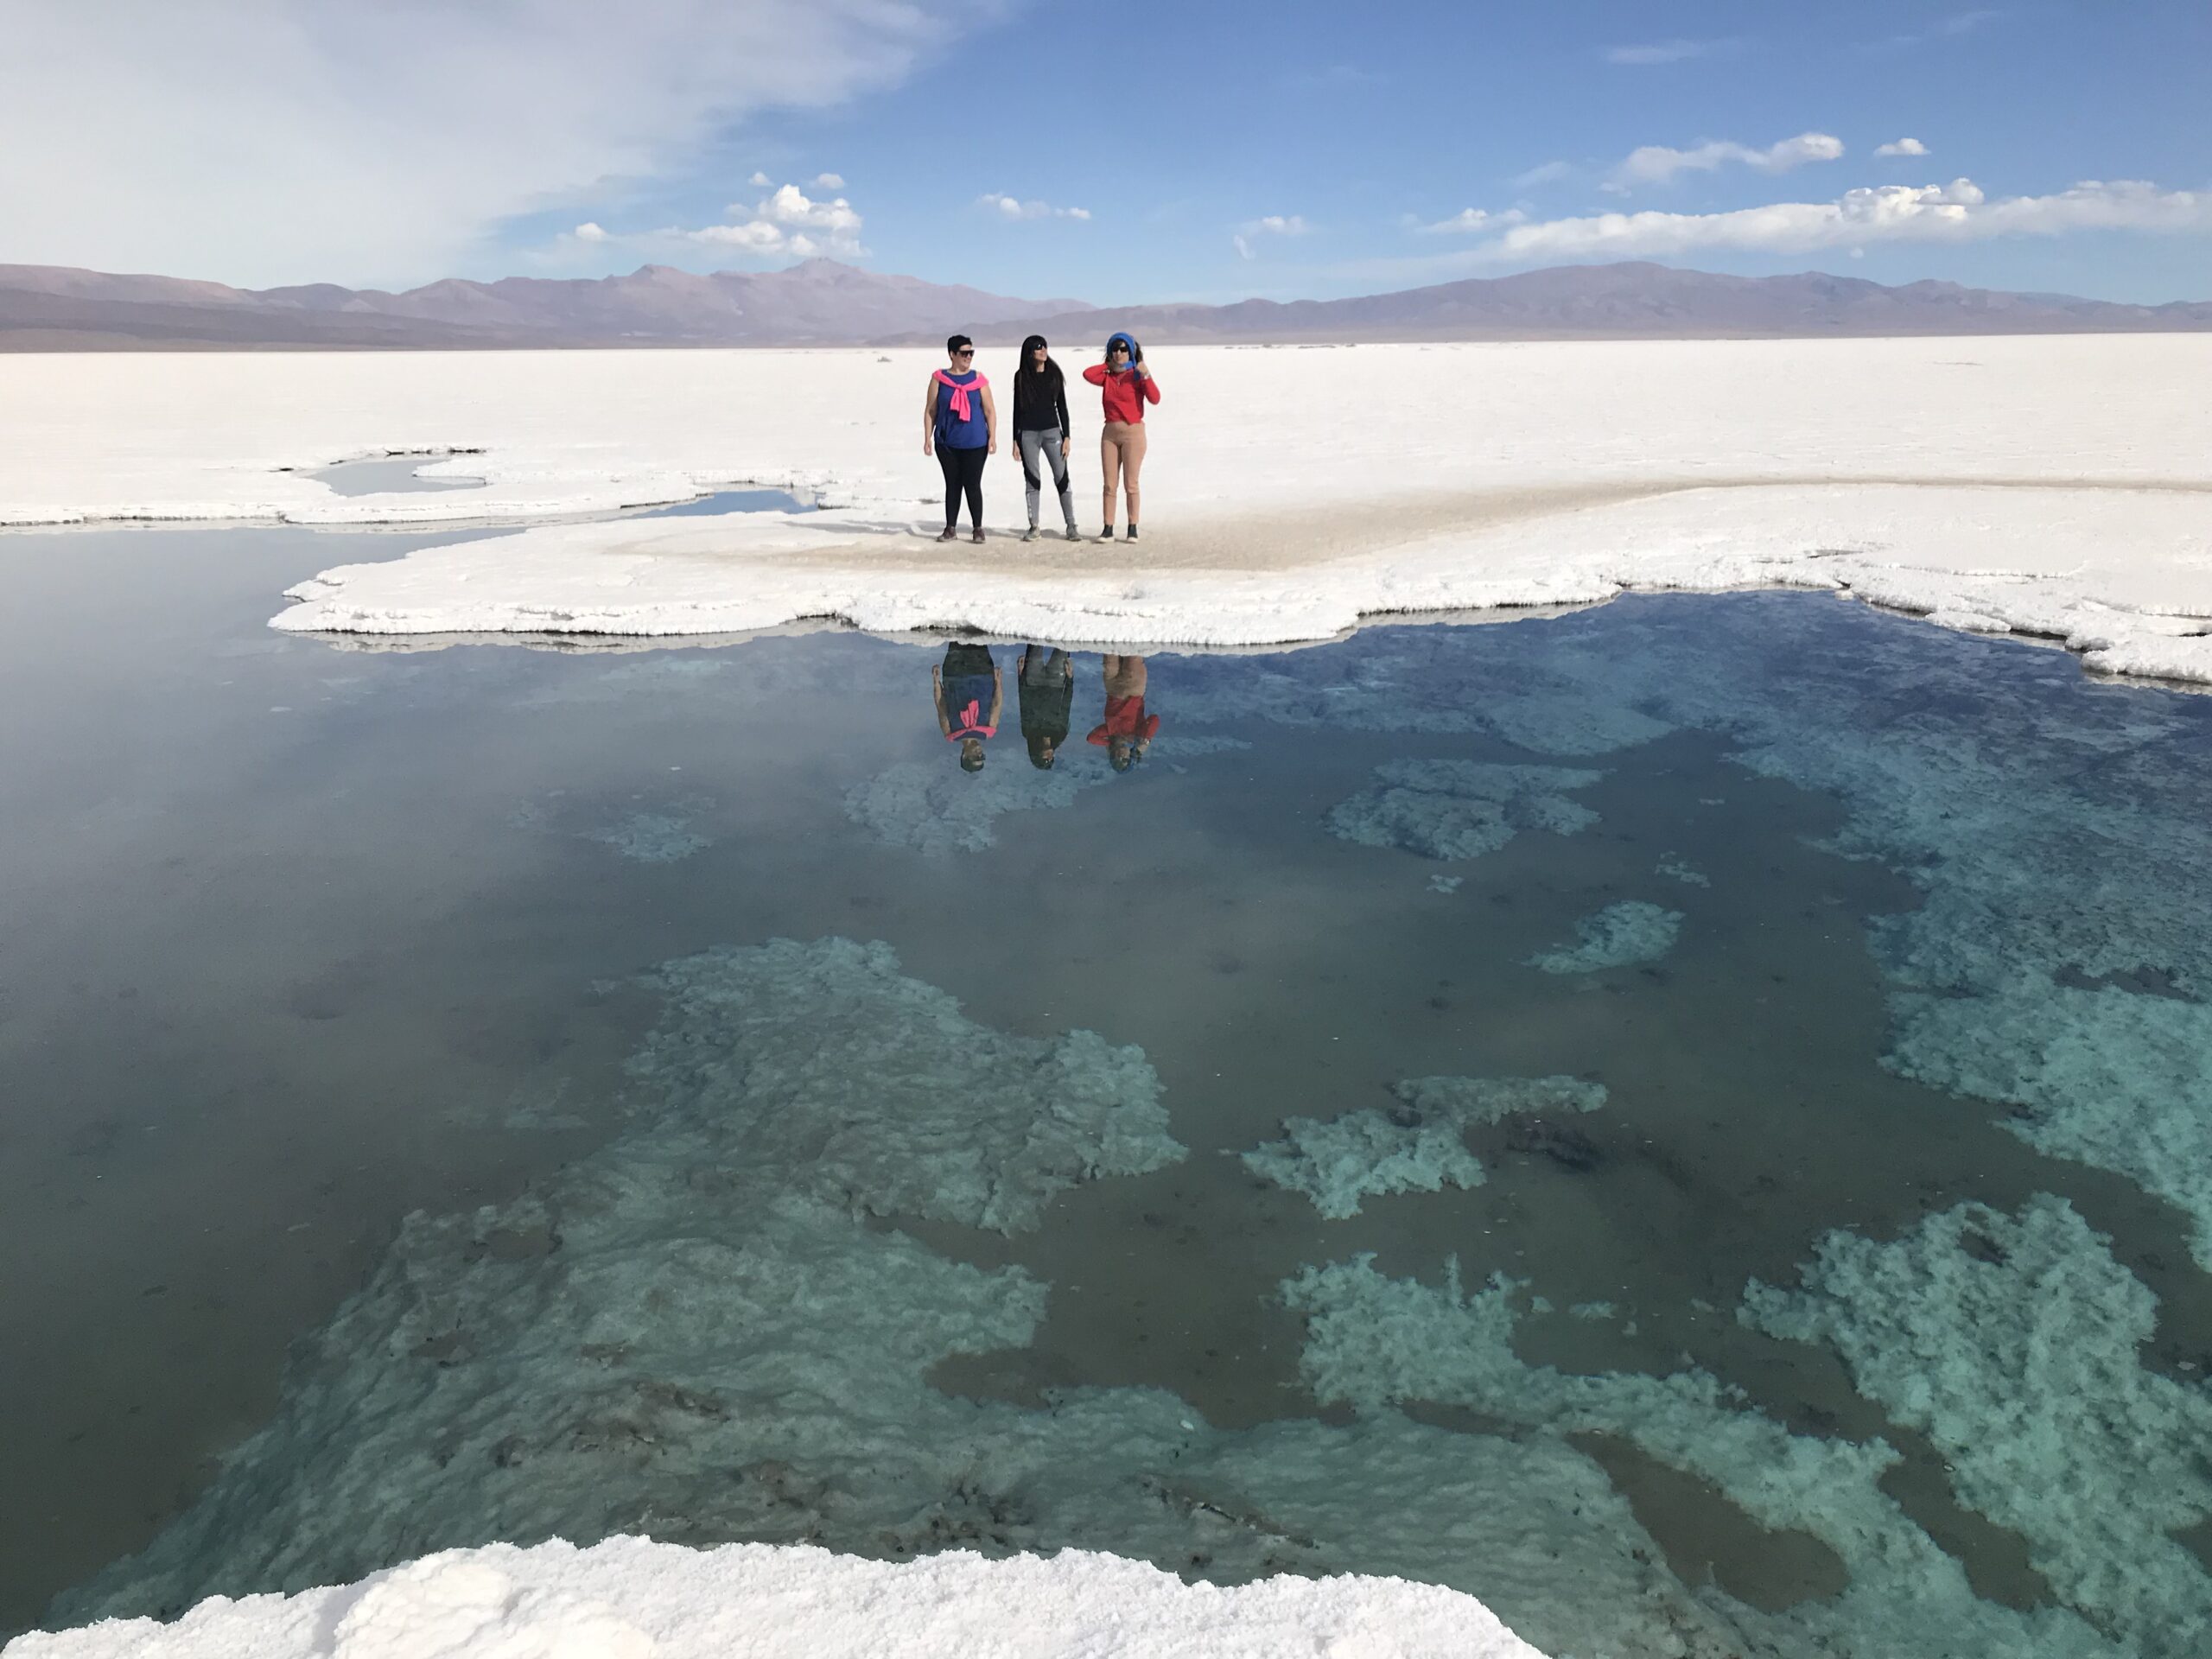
[1887,983,2212,1268]
[1525,900,1685,975]
[1744,1195,2212,1653]
[509,796,712,863]
[54,938,1770,1659]
[1286,1248,2132,1659]
[1170,642,1674,756]
[1187,597,2212,1259]
[844,737,1249,855]
[1242,1077,1607,1219]
[1325,760,1603,861]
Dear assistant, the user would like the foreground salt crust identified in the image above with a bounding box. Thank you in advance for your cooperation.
[2,340,2206,680]
[4,1538,1541,1658]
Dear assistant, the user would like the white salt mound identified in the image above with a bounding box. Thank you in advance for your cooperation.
[1,1538,1546,1658]
[1526,901,1684,974]
[1243,1077,1605,1220]
[1327,761,1604,861]
[1744,1195,2212,1653]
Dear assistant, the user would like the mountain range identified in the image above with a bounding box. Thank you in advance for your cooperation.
[2,257,2207,350]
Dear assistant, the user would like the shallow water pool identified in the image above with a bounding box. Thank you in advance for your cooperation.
[4,525,2211,1658]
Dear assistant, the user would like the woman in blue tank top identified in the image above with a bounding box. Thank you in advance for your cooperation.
[921,334,997,543]
[933,642,1001,772]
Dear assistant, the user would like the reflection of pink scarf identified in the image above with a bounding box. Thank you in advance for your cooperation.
[933,369,987,423]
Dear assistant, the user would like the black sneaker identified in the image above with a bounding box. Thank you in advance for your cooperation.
[1096,526,1116,543]
[1124,525,1140,542]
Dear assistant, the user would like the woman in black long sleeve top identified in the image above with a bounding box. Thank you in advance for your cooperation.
[1011,334,1079,542]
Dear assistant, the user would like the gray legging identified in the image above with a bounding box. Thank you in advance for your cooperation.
[1018,426,1077,530]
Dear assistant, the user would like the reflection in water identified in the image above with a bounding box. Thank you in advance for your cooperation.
[1090,652,1160,771]
[1018,645,1074,770]
[933,643,1001,773]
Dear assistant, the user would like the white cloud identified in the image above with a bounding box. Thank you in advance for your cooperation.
[811,171,845,189]
[1613,131,1845,188]
[685,219,790,251]
[572,221,609,243]
[635,178,868,260]
[1231,214,1309,258]
[1871,9,2001,50]
[1510,160,1576,189]
[977,194,1090,221]
[0,0,991,286]
[1418,207,1529,236]
[747,170,774,187]
[1605,39,1734,65]
[1456,177,2210,261]
[1876,137,1931,158]
[760,181,861,232]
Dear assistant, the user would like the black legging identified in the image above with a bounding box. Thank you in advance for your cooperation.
[938,443,986,529]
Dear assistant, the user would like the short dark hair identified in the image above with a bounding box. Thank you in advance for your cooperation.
[946,334,974,355]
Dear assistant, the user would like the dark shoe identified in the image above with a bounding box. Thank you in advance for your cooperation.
[938,526,957,543]
[970,528,986,544]
[1064,524,1082,542]
[1125,525,1140,541]
[1096,526,1116,543]
[1021,525,1039,543]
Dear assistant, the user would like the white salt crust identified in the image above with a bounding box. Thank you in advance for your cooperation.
[2,1538,1544,1659]
[1,340,2205,682]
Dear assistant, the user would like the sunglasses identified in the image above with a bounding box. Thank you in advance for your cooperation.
[952,348,975,358]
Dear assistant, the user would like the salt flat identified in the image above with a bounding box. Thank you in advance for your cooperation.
[1,337,2207,678]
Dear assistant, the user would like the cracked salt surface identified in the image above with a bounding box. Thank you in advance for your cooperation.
[11,536,2212,1658]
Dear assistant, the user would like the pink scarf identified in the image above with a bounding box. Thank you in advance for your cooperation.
[933,369,987,423]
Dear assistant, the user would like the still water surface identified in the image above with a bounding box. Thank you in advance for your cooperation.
[3,524,2209,1656]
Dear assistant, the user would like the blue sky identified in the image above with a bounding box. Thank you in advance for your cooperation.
[9,1,2209,302]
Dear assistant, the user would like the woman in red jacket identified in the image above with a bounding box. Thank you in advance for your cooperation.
[1083,332,1160,542]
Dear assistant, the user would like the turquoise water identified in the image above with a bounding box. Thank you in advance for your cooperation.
[4,526,2211,1657]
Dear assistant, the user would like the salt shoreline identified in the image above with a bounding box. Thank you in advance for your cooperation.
[1,337,2205,683]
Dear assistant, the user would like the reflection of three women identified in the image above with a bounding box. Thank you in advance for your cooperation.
[931,645,1159,774]
[922,333,1161,544]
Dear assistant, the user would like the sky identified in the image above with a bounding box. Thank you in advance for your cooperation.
[3,0,2209,305]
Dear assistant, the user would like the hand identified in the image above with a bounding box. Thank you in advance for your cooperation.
[1059,439,1071,458]
[988,438,998,454]
[923,440,933,457]
[1133,361,1149,378]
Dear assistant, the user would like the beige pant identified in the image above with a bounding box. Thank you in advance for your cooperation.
[1102,654,1147,699]
[1101,421,1148,524]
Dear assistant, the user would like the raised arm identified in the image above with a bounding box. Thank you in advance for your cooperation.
[1136,362,1161,404]
[1082,363,1109,386]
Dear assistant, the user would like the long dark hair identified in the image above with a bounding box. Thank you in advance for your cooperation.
[1016,334,1065,404]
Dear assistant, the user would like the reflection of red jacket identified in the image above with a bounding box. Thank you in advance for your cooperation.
[1083,363,1161,424]
[1088,695,1160,746]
